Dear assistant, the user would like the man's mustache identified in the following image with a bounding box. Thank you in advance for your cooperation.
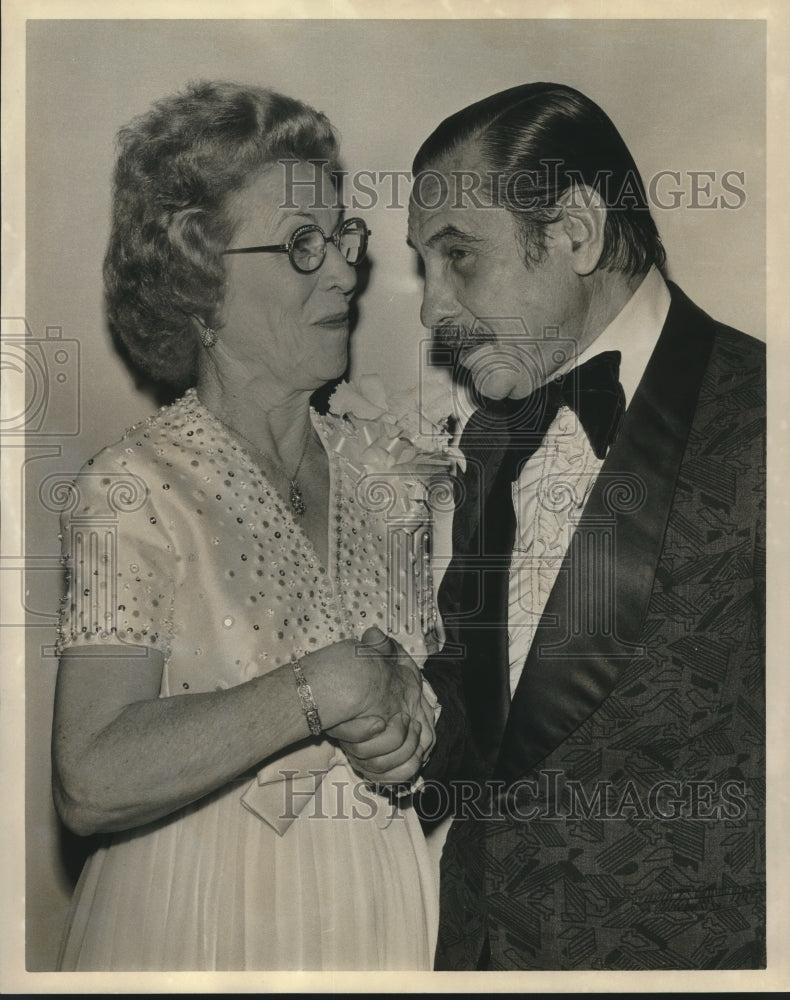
[432,324,495,351]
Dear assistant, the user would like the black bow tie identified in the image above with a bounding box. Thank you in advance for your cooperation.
[553,350,625,459]
[487,350,625,479]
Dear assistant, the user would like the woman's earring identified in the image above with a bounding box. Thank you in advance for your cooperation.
[201,327,218,349]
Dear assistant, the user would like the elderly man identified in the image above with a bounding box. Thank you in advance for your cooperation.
[348,82,765,971]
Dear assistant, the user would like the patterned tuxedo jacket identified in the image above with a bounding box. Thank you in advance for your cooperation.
[420,282,766,970]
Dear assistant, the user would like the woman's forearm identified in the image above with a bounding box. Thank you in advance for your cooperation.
[52,643,368,836]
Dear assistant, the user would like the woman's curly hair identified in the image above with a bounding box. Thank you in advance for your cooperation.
[103,80,340,388]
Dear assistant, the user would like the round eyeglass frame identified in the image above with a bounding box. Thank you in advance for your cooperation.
[222,217,370,274]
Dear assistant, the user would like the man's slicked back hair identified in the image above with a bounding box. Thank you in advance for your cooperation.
[413,82,665,276]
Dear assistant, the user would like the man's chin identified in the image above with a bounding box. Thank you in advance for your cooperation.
[461,344,539,401]
[465,359,532,401]
[461,347,511,399]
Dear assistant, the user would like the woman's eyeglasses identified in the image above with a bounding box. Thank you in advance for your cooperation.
[223,217,370,274]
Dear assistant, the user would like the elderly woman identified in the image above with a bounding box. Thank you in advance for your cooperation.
[53,80,439,971]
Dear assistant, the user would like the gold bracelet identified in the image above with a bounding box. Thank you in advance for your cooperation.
[291,656,322,736]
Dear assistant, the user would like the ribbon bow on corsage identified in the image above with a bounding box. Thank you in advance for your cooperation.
[326,374,463,477]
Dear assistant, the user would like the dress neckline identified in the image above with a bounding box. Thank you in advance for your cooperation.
[183,388,354,634]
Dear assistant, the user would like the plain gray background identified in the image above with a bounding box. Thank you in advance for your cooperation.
[21,17,765,974]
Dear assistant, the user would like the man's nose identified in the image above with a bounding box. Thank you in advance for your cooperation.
[420,269,459,330]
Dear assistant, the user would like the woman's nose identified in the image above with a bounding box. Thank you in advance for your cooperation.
[321,244,357,294]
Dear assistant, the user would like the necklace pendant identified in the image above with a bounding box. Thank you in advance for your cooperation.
[289,479,306,516]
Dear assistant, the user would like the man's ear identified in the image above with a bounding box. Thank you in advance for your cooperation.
[556,185,606,276]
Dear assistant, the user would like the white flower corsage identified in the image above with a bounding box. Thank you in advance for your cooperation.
[326,374,462,476]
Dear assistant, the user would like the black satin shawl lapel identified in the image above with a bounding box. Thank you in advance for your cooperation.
[494,284,717,783]
[441,406,515,768]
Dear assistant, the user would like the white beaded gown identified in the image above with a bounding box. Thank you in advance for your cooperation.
[55,388,440,971]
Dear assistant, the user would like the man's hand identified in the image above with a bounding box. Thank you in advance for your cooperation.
[336,710,433,785]
[323,627,435,783]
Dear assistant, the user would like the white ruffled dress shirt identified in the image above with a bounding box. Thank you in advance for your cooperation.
[506,266,671,695]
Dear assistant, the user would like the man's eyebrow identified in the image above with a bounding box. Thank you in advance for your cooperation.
[408,225,484,251]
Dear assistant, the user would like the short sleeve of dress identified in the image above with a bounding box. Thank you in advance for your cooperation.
[56,450,176,659]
